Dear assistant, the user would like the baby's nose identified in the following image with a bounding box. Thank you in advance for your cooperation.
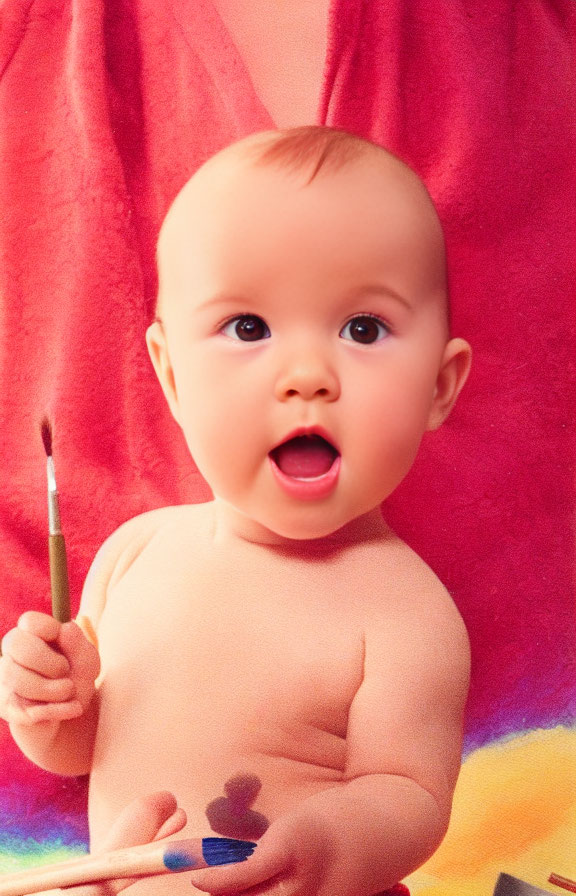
[274,350,340,402]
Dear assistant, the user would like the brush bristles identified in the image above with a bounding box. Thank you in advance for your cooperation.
[40,417,53,457]
[201,838,257,867]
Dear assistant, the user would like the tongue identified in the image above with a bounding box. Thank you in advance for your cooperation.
[272,436,337,478]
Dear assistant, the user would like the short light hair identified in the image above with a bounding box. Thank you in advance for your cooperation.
[248,125,397,185]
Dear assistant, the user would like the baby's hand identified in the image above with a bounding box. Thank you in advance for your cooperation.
[27,792,188,896]
[190,811,338,896]
[0,611,100,726]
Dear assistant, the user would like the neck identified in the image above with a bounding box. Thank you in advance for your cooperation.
[210,500,392,555]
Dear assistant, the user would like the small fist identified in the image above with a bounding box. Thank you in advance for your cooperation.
[0,611,100,726]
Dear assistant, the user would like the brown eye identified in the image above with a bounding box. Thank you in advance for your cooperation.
[223,315,271,341]
[340,315,389,344]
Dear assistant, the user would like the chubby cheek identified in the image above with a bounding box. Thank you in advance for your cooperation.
[348,393,430,497]
[177,390,267,498]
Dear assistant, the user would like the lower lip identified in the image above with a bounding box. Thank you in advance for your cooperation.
[268,455,341,500]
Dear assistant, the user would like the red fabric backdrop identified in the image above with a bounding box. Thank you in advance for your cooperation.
[0,0,574,842]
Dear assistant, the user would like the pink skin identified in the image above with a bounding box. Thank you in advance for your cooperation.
[141,145,471,893]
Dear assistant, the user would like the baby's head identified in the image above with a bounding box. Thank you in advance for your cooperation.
[148,127,471,540]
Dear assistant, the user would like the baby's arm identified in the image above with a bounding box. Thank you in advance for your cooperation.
[190,588,470,896]
[0,515,149,776]
[0,611,100,775]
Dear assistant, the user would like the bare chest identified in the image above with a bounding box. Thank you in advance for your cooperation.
[95,543,365,761]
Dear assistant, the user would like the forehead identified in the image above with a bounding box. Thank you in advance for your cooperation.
[157,143,447,305]
[163,140,439,231]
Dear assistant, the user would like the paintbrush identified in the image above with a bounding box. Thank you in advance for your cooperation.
[0,836,256,896]
[549,875,576,894]
[40,418,71,624]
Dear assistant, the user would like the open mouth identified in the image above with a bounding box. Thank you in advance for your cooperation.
[269,433,339,480]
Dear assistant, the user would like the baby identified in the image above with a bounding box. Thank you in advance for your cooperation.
[0,126,472,896]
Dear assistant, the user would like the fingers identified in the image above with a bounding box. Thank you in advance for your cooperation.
[99,792,187,852]
[14,697,84,725]
[16,610,61,640]
[3,629,70,680]
[0,614,85,725]
[0,661,83,725]
[58,623,101,684]
[14,795,188,896]
[93,792,188,895]
[1,655,74,702]
[154,805,188,841]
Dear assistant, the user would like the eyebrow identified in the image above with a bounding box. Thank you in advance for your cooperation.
[195,293,252,313]
[194,285,414,314]
[351,284,413,311]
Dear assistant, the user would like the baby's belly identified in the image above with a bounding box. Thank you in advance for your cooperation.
[88,568,362,896]
[88,680,347,896]
[88,657,349,848]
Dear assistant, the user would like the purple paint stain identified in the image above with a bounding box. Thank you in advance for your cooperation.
[206,774,270,840]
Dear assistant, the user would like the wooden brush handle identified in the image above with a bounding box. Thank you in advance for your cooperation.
[49,534,71,623]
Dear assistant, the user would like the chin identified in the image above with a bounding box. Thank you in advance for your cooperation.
[257,508,357,543]
[269,521,340,542]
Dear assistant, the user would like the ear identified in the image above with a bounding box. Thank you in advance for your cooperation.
[145,320,182,425]
[427,337,472,431]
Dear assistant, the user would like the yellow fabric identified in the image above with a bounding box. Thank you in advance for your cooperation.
[406,727,576,895]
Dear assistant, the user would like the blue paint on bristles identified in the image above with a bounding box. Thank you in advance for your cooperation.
[162,838,256,871]
[202,838,256,867]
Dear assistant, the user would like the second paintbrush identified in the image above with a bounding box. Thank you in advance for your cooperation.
[0,836,257,896]
[40,418,71,624]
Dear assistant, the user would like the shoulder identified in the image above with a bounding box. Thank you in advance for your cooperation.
[362,532,470,681]
[88,505,190,584]
[397,543,469,648]
[369,530,465,615]
[77,504,211,629]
